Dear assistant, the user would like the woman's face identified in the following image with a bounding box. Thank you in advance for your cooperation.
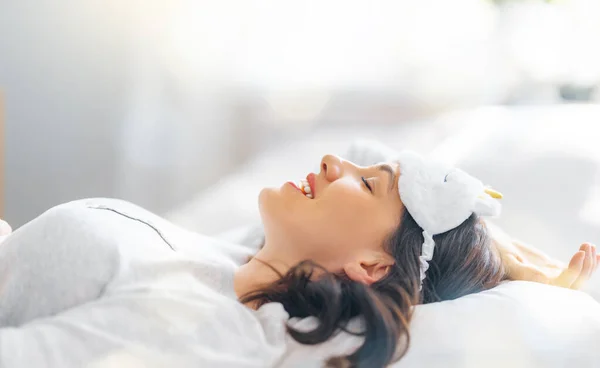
[258,155,404,282]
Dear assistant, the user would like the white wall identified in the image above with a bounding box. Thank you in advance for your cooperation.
[4,0,599,227]
[0,1,130,226]
[0,1,276,227]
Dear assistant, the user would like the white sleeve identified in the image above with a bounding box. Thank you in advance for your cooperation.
[0,281,282,368]
[0,295,187,368]
[0,202,120,327]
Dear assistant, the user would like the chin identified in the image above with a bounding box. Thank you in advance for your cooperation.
[258,187,279,218]
[258,186,303,232]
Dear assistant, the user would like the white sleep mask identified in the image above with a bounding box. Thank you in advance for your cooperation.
[394,150,502,289]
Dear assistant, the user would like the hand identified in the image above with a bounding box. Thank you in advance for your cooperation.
[502,240,598,290]
[0,219,11,242]
[487,221,599,290]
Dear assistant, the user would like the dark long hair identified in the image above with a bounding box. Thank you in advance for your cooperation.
[240,211,506,367]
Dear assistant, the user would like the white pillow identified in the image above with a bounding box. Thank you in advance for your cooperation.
[399,281,600,368]
[277,281,600,368]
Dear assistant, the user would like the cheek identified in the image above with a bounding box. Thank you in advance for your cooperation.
[316,188,400,257]
[314,189,378,245]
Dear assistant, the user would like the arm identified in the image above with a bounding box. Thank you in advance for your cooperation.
[0,296,171,367]
[486,220,598,289]
[0,204,118,327]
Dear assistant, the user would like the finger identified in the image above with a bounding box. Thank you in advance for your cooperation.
[584,243,594,278]
[0,220,11,236]
[554,250,585,288]
[591,244,597,273]
[572,244,593,289]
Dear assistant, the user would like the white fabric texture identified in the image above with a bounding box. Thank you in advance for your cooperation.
[280,281,600,368]
[0,199,285,368]
[395,150,501,235]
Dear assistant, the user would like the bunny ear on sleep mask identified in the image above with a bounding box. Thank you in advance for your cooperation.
[394,150,503,290]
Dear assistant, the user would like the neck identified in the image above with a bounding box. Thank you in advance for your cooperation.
[233,243,293,308]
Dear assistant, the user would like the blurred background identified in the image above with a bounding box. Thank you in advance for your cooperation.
[1,1,599,295]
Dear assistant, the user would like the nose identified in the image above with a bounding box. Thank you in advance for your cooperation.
[320,154,344,183]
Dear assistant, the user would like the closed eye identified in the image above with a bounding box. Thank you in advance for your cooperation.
[361,176,373,193]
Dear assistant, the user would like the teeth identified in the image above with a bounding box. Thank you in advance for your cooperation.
[297,179,313,199]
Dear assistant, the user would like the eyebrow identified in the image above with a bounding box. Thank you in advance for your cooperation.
[377,164,396,193]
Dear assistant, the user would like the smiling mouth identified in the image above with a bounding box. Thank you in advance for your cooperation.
[288,179,314,199]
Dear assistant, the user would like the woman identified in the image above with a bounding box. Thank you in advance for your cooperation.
[0,153,597,368]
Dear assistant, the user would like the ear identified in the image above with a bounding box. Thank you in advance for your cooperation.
[343,255,394,285]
